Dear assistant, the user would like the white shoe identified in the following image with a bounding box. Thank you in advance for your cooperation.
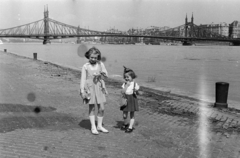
[97,126,109,133]
[91,128,99,135]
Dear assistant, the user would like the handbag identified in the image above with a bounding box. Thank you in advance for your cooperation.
[120,94,127,110]
[81,86,91,104]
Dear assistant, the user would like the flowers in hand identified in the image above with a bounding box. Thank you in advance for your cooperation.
[93,72,107,77]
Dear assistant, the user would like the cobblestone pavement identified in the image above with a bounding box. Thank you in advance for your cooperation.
[0,51,240,158]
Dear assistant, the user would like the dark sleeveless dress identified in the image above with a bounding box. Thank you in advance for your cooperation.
[121,82,139,112]
[121,93,139,112]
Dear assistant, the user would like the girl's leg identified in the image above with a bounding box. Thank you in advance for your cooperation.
[121,111,129,130]
[128,112,135,129]
[89,104,98,135]
[96,103,109,133]
[123,111,128,125]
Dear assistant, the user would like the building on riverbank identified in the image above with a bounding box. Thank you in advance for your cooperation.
[199,22,229,37]
[229,21,240,38]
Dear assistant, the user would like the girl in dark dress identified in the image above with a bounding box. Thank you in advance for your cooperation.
[120,66,140,133]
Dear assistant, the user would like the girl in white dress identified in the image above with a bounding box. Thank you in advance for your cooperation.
[80,47,109,135]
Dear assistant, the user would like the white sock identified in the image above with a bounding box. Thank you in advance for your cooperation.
[97,116,103,128]
[89,115,96,130]
[129,118,135,129]
[97,116,109,133]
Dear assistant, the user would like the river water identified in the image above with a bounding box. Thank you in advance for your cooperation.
[1,43,240,108]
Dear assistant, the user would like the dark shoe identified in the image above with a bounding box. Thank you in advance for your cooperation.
[125,128,133,133]
[121,124,129,130]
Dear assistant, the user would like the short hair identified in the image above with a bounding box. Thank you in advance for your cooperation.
[124,70,137,79]
[85,47,101,60]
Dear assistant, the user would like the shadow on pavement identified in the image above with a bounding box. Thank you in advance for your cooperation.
[113,121,124,129]
[0,103,80,133]
[78,119,108,130]
[0,103,56,113]
[78,119,91,130]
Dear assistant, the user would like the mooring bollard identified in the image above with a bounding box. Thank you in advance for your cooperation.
[4,49,7,52]
[33,53,37,60]
[214,82,229,108]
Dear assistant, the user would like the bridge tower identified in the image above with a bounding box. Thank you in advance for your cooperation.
[183,13,193,45]
[190,13,194,37]
[191,13,194,24]
[43,5,51,45]
[77,26,81,44]
[185,14,188,37]
[184,13,194,37]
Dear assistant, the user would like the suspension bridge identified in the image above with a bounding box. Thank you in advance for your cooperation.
[0,7,240,45]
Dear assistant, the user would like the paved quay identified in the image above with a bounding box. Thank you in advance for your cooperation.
[0,51,240,158]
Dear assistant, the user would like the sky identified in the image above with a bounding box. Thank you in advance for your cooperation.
[0,0,240,31]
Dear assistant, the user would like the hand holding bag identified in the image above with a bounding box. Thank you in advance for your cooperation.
[120,94,127,110]
[81,85,91,104]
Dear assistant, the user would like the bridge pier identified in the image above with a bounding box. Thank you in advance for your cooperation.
[229,42,240,46]
[182,41,194,46]
[77,37,81,44]
[43,39,51,45]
